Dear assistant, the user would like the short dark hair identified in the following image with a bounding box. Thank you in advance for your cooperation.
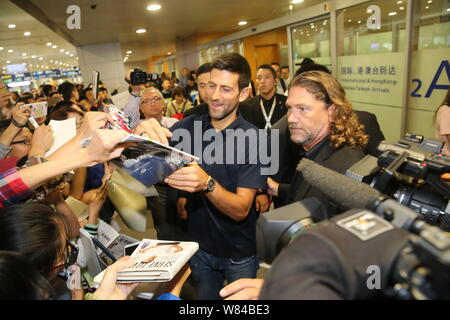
[281,65,289,70]
[98,87,108,93]
[58,82,76,101]
[270,62,281,68]
[42,85,54,97]
[211,53,251,90]
[172,86,186,99]
[257,64,277,79]
[196,63,212,78]
[17,95,34,104]
[295,63,331,78]
[83,87,92,95]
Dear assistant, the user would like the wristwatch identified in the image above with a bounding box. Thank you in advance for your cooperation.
[204,175,217,193]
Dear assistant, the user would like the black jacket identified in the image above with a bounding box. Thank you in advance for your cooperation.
[239,94,287,129]
[283,138,365,220]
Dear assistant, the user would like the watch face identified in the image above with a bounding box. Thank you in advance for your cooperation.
[207,178,216,192]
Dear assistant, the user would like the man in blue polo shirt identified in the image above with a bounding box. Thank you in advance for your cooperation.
[137,53,267,299]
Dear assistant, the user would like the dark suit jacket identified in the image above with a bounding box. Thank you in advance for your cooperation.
[284,140,365,220]
[272,110,384,208]
[239,94,287,129]
[354,111,385,157]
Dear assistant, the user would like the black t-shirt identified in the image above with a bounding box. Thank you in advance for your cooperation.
[169,113,267,258]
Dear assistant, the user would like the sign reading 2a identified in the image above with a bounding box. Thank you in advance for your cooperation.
[411,60,450,98]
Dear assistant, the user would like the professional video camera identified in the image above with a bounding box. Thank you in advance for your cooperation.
[257,157,450,299]
[346,133,450,230]
[129,68,159,85]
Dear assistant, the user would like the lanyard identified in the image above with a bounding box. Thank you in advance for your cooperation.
[260,96,277,130]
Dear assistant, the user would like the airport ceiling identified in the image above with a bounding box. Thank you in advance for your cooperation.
[0,0,324,73]
[1,0,446,74]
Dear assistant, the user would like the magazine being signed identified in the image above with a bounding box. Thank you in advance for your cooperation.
[112,134,199,187]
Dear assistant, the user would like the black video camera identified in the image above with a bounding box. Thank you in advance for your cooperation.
[346,133,450,230]
[130,68,159,85]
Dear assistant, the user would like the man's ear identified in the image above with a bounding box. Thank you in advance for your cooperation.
[238,87,250,102]
[328,104,336,122]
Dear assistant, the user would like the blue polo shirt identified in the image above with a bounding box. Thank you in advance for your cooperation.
[169,113,267,258]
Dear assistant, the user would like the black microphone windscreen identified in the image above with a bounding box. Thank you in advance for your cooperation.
[297,158,381,209]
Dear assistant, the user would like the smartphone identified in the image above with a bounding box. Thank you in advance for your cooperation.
[21,101,48,118]
[124,242,140,256]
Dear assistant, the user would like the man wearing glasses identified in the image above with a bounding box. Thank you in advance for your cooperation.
[139,87,178,129]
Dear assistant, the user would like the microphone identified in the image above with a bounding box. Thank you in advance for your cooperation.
[297,158,422,231]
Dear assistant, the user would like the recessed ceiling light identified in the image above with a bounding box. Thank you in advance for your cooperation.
[52,45,57,49]
[8,24,16,29]
[399,6,405,10]
[50,60,53,63]
[66,52,70,55]
[22,63,26,66]
[388,12,397,16]
[147,4,161,11]
[348,19,352,22]
[60,49,65,52]
[358,20,362,24]
[397,0,402,3]
[6,60,10,64]
[70,54,74,57]
[0,47,3,51]
[24,32,31,36]
[167,52,172,55]
[238,21,248,26]
[38,57,43,60]
[46,42,52,46]
[126,50,132,54]
[425,6,429,9]
[22,53,27,56]
[291,0,304,3]
[32,55,36,58]
[427,0,432,3]
[136,29,146,34]
[447,8,450,12]
[8,49,13,53]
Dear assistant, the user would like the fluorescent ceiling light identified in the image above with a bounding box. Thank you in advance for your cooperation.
[147,4,161,11]
[136,29,146,34]
[238,21,248,26]
[8,24,16,29]
[126,50,132,54]
[291,0,304,3]
[388,12,397,16]
[24,32,31,36]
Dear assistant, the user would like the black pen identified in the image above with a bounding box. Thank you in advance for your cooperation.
[92,236,117,262]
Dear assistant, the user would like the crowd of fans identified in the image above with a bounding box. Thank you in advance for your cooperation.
[1,50,448,301]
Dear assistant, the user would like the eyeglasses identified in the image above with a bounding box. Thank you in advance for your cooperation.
[141,97,163,104]
[53,240,79,270]
[11,138,31,145]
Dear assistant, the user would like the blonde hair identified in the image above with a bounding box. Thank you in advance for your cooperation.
[290,71,368,150]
